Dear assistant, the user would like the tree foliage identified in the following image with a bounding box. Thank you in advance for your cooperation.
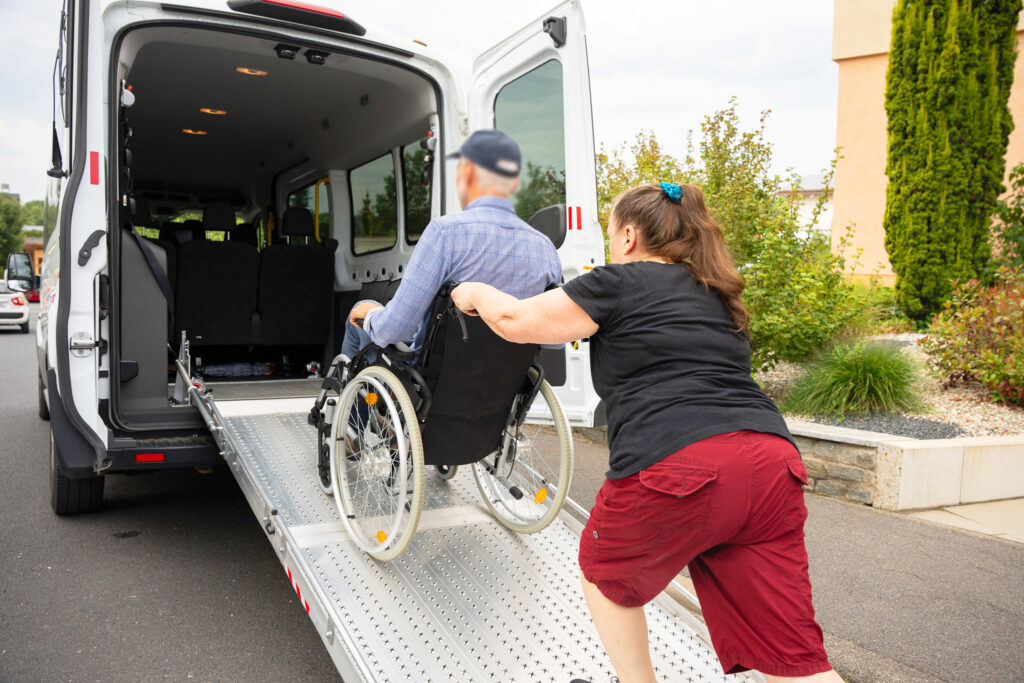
[514,162,566,221]
[0,197,25,267]
[20,200,44,227]
[884,0,1022,320]
[993,161,1024,268]
[596,102,858,371]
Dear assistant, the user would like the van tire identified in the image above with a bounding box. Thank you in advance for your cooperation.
[38,376,50,421]
[20,322,29,333]
[50,430,104,515]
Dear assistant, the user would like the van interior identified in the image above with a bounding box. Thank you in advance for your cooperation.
[112,25,440,428]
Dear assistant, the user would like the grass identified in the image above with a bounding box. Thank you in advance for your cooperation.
[783,341,925,418]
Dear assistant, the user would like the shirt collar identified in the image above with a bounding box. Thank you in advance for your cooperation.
[465,195,516,214]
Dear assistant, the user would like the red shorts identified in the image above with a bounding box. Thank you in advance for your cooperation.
[579,431,831,677]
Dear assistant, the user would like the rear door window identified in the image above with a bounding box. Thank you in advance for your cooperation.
[494,59,566,221]
[350,153,398,255]
[402,142,432,244]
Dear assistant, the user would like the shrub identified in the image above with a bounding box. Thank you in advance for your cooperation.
[845,281,917,335]
[920,266,1024,404]
[993,162,1024,270]
[783,342,924,418]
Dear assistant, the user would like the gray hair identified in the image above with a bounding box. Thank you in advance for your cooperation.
[472,162,520,196]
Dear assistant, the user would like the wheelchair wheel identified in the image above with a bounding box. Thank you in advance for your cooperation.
[471,368,573,534]
[330,365,425,561]
[434,464,458,481]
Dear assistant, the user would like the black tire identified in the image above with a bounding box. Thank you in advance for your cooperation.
[50,430,104,515]
[38,375,50,421]
[20,322,29,334]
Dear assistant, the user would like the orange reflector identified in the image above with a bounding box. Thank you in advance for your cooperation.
[376,530,387,542]
[136,453,165,463]
[365,392,378,405]
[534,489,547,504]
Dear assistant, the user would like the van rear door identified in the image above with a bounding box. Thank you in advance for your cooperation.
[470,1,603,425]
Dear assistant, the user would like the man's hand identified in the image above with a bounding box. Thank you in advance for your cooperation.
[349,300,383,327]
[451,283,479,316]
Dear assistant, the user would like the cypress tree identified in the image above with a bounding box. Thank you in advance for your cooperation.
[883,0,1021,320]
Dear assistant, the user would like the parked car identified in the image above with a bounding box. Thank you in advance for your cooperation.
[26,289,40,303]
[0,282,30,333]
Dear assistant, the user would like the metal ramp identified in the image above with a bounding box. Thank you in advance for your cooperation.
[211,397,749,682]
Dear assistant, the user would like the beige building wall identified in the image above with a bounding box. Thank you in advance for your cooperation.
[832,0,1024,284]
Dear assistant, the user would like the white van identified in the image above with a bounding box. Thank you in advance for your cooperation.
[26,0,606,515]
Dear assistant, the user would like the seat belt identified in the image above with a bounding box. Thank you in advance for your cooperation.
[127,227,175,315]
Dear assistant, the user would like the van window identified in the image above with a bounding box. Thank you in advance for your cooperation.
[402,141,432,243]
[350,153,398,255]
[494,60,566,221]
[287,179,330,238]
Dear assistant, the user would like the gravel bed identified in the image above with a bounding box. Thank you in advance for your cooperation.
[755,338,1024,439]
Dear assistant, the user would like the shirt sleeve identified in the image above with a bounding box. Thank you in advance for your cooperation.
[364,220,448,347]
[561,265,624,328]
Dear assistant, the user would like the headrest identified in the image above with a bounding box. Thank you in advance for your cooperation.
[232,223,258,247]
[281,207,315,237]
[130,196,152,226]
[182,219,206,241]
[203,201,236,232]
[528,204,567,249]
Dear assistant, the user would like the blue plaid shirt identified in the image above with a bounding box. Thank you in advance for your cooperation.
[363,195,562,351]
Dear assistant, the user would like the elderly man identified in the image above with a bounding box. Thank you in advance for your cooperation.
[341,129,561,362]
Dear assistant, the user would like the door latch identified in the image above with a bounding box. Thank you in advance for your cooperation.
[70,332,101,357]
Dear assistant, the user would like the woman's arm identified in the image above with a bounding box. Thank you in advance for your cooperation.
[451,283,599,345]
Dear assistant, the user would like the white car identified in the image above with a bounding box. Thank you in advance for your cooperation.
[0,282,30,333]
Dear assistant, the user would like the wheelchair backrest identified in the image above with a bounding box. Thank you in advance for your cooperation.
[416,293,540,467]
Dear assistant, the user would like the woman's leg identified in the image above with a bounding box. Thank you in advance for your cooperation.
[580,572,656,683]
[762,671,843,683]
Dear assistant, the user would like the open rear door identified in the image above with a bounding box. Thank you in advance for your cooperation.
[470,2,604,425]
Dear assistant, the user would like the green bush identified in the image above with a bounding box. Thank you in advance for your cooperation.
[783,342,924,418]
[845,281,917,335]
[920,266,1024,404]
[993,162,1024,270]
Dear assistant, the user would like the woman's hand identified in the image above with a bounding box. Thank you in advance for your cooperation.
[451,283,479,316]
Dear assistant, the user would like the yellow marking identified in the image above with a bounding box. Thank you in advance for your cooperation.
[583,265,594,270]
[534,489,547,504]
[365,392,378,406]
[376,530,387,543]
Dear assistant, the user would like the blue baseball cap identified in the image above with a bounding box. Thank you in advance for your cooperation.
[446,129,522,178]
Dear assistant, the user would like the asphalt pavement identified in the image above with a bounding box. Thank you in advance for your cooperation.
[2,305,1023,682]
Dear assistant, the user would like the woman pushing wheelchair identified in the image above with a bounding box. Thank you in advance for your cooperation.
[452,182,841,683]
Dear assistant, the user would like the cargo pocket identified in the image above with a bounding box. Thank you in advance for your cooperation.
[786,457,808,485]
[637,459,718,522]
[783,457,809,529]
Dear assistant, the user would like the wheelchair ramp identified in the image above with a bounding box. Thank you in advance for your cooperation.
[214,399,748,682]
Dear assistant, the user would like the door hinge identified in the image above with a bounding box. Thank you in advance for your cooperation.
[70,332,105,357]
[543,16,567,48]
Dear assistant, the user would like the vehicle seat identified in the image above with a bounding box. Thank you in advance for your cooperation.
[175,202,259,346]
[257,207,337,346]
[182,218,206,241]
[232,222,259,247]
[358,278,401,305]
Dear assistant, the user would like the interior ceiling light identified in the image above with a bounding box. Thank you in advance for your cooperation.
[200,108,227,115]
[182,129,207,135]
[236,67,268,76]
[275,43,300,60]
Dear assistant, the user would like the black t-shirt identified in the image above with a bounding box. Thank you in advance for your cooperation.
[563,261,794,479]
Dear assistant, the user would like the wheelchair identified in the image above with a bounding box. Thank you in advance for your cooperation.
[309,283,574,561]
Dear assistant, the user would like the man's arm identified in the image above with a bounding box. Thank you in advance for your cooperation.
[362,221,449,347]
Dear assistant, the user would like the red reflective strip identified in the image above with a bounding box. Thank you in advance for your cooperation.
[135,453,165,462]
[576,206,582,230]
[287,567,292,582]
[263,0,345,18]
[89,152,99,185]
[567,205,573,231]
[305,600,310,614]
[296,584,302,600]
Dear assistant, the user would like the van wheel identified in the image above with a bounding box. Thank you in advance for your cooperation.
[50,430,104,515]
[38,375,50,421]
[20,322,29,333]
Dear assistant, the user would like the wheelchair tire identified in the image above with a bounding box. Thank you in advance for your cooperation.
[471,368,573,534]
[330,365,425,561]
[434,464,458,481]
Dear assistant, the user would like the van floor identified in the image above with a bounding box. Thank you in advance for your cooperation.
[166,378,322,401]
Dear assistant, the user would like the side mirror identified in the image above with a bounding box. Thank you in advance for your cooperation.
[527,204,567,249]
[5,252,34,293]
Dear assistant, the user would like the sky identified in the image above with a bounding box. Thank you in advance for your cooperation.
[0,0,837,204]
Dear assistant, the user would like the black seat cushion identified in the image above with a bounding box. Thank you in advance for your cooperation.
[358,279,401,305]
[414,297,539,467]
[257,240,337,346]
[176,241,259,346]
[232,223,258,247]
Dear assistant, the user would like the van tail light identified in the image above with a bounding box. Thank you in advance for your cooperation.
[135,453,165,463]
[10,295,26,306]
[227,0,366,36]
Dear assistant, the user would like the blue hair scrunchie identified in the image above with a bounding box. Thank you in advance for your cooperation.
[659,181,683,203]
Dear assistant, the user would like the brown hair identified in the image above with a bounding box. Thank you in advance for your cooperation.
[611,183,749,333]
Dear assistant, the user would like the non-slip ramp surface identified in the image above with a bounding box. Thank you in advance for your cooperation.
[222,410,741,682]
